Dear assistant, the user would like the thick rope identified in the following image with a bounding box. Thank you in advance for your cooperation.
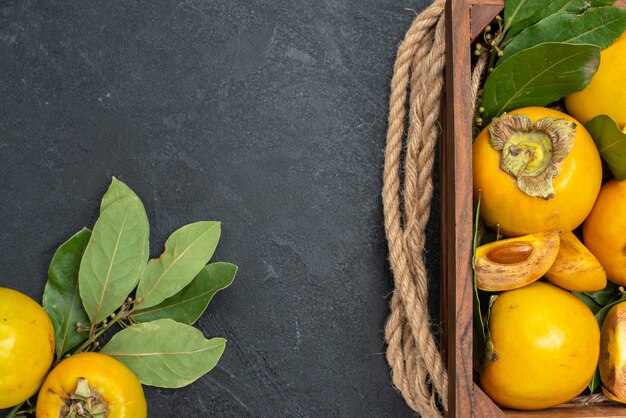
[382,1,447,415]
[383,1,488,415]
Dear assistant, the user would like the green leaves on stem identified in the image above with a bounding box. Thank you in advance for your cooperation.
[136,221,221,309]
[42,177,235,388]
[132,262,237,325]
[101,319,226,388]
[478,1,626,126]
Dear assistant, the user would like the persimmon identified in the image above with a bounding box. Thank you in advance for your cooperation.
[480,282,599,410]
[0,287,54,409]
[473,107,602,236]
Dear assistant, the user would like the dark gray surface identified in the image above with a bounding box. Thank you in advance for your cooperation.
[0,0,439,416]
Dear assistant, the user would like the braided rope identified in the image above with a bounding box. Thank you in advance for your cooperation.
[383,1,488,415]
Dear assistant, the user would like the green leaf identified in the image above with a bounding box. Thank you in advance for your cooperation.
[100,177,138,214]
[99,178,150,282]
[136,221,221,309]
[79,196,150,325]
[501,8,626,63]
[586,115,626,180]
[481,43,600,124]
[43,228,92,358]
[589,367,602,393]
[100,318,226,388]
[504,0,613,41]
[131,262,237,325]
[588,281,619,307]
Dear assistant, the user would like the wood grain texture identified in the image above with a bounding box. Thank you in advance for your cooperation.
[475,384,507,418]
[443,0,475,416]
[505,403,626,417]
[470,4,502,41]
[445,0,626,417]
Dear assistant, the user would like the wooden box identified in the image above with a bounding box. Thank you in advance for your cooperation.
[441,1,626,417]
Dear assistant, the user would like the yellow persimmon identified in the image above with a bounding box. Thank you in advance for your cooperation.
[566,33,626,129]
[583,180,626,286]
[0,287,54,409]
[473,107,602,237]
[480,282,599,410]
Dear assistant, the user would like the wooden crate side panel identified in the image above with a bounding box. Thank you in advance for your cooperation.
[444,0,477,416]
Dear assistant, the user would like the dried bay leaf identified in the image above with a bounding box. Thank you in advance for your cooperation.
[79,195,149,325]
[136,221,221,309]
[132,262,237,325]
[101,318,226,388]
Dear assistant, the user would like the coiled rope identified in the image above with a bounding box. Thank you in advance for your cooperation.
[382,1,487,415]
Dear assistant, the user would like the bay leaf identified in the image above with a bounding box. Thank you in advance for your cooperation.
[131,262,237,325]
[101,177,137,214]
[99,177,150,286]
[481,43,600,124]
[43,228,91,358]
[585,115,626,180]
[501,7,626,62]
[79,196,150,325]
[136,221,221,309]
[504,0,613,41]
[100,318,226,388]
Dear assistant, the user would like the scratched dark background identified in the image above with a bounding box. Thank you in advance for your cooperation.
[0,0,440,416]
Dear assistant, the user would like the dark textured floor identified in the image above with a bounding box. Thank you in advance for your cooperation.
[0,0,440,416]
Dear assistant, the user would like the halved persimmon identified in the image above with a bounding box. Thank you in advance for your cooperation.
[475,230,560,291]
[545,231,606,292]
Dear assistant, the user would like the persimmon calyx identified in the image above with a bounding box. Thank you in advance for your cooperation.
[489,113,575,199]
[61,377,109,418]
